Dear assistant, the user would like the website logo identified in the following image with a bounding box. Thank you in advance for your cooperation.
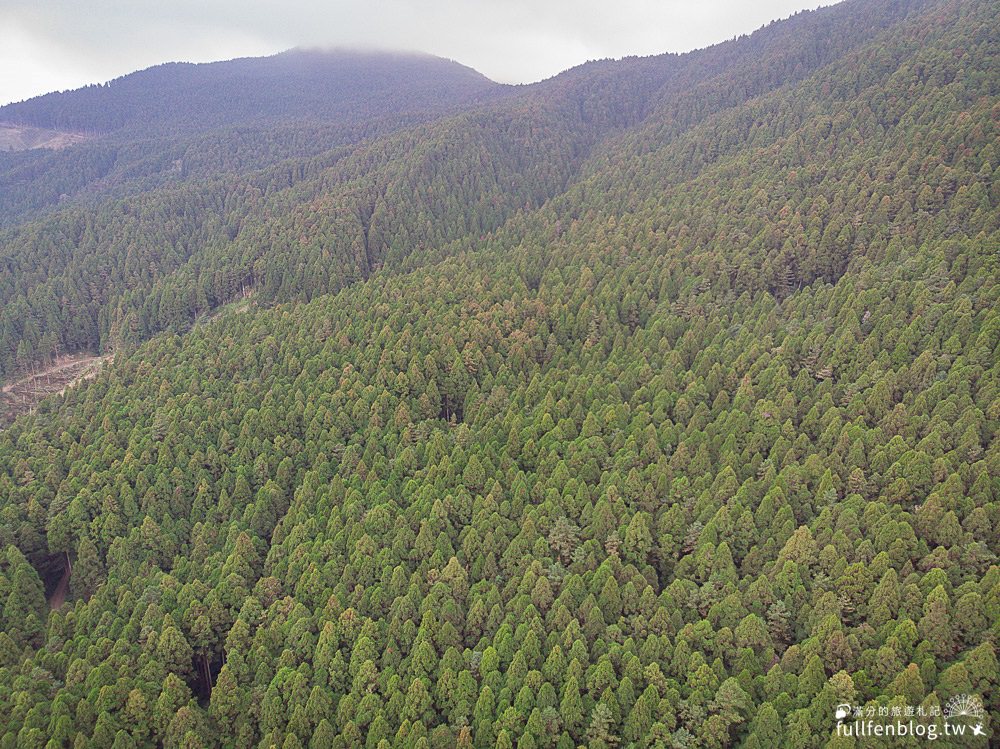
[944,695,986,737]
[834,695,989,741]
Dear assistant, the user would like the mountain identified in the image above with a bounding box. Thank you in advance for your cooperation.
[0,49,503,226]
[0,0,997,747]
[0,0,942,383]
[0,49,499,137]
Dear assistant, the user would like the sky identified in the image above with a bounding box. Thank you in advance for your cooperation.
[0,0,835,106]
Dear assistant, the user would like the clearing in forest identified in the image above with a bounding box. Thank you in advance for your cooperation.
[0,354,109,425]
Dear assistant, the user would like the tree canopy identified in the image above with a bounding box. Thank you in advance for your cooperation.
[0,0,997,746]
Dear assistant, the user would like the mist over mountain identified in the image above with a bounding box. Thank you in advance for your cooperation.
[0,49,500,135]
[0,0,997,746]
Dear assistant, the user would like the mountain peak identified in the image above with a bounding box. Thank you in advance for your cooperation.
[0,47,500,137]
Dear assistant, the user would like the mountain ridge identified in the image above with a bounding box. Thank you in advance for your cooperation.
[0,0,949,384]
[0,48,501,136]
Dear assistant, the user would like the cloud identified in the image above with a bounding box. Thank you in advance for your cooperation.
[0,0,833,105]
[0,21,104,104]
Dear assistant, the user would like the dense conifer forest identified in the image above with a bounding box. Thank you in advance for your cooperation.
[0,0,997,746]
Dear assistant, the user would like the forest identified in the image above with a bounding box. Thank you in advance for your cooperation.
[0,0,997,746]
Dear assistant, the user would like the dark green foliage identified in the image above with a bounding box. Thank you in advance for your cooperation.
[0,50,502,228]
[0,0,998,746]
[0,50,497,137]
[0,0,944,383]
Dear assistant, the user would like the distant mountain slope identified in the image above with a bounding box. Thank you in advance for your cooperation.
[0,49,499,136]
[0,50,504,227]
[505,0,999,295]
[0,0,937,383]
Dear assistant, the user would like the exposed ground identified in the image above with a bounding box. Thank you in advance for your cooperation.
[0,354,109,425]
[0,122,91,151]
[49,559,70,610]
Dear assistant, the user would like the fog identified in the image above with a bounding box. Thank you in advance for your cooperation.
[1,0,834,105]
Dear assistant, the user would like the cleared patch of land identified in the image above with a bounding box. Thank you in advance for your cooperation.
[0,354,108,424]
[0,122,91,151]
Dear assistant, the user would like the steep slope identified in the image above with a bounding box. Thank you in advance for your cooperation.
[0,0,996,747]
[0,0,934,384]
[0,50,504,227]
[494,0,999,295]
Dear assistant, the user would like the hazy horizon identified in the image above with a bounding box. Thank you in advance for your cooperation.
[0,0,835,107]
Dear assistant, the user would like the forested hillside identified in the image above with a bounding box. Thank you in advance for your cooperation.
[0,0,936,383]
[0,50,503,227]
[0,50,500,137]
[0,0,997,747]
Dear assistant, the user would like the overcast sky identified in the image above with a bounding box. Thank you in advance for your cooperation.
[0,0,835,106]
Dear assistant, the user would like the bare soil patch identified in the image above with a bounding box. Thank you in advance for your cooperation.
[1,354,109,425]
[0,122,91,151]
